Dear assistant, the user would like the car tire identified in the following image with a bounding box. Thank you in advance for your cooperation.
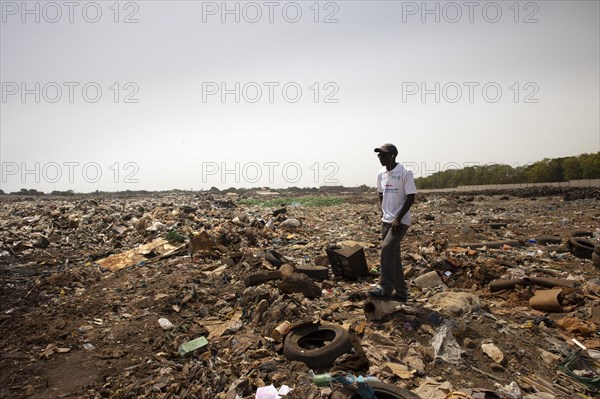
[283,323,352,369]
[536,236,563,245]
[568,238,595,259]
[489,223,508,229]
[330,381,422,399]
[571,230,593,238]
[265,250,285,267]
[296,265,329,280]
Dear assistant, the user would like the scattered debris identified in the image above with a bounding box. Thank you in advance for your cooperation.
[481,342,504,364]
[1,192,599,398]
[529,288,564,312]
[432,324,463,364]
[158,317,174,330]
[96,238,184,271]
[178,336,209,357]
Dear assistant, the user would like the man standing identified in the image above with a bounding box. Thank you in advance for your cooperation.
[370,143,416,301]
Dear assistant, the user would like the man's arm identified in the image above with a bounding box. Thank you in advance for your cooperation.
[376,171,383,212]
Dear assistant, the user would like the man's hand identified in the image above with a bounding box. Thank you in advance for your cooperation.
[391,218,403,234]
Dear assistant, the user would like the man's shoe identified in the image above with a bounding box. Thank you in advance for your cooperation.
[391,293,408,302]
[368,286,391,299]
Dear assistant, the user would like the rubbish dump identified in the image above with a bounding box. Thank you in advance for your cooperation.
[1,190,599,398]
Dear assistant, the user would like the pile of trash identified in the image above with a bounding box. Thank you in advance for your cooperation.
[0,192,599,399]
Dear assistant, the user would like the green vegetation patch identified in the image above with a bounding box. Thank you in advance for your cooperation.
[166,228,187,244]
[238,196,345,207]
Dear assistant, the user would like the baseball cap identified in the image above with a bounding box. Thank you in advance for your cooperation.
[374,143,398,154]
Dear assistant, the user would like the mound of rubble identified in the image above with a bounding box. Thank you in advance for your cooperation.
[0,193,599,399]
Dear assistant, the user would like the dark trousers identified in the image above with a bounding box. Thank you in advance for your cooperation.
[380,222,409,296]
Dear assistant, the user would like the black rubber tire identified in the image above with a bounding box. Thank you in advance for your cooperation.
[265,250,284,267]
[330,381,422,399]
[295,265,329,280]
[536,236,563,245]
[595,245,600,256]
[489,223,508,229]
[283,323,352,369]
[572,230,593,238]
[568,238,595,259]
[273,207,287,216]
[592,252,600,268]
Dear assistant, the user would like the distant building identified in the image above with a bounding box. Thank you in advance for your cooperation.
[255,190,280,196]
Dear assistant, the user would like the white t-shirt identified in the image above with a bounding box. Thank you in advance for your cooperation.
[377,162,417,225]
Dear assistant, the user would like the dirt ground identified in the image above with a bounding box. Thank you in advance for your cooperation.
[0,192,599,399]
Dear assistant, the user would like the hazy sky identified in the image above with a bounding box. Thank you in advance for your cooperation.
[1,0,599,192]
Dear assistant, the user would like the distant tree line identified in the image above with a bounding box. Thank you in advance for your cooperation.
[4,153,597,194]
[416,152,600,189]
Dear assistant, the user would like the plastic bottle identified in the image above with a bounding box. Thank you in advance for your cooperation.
[309,371,331,387]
